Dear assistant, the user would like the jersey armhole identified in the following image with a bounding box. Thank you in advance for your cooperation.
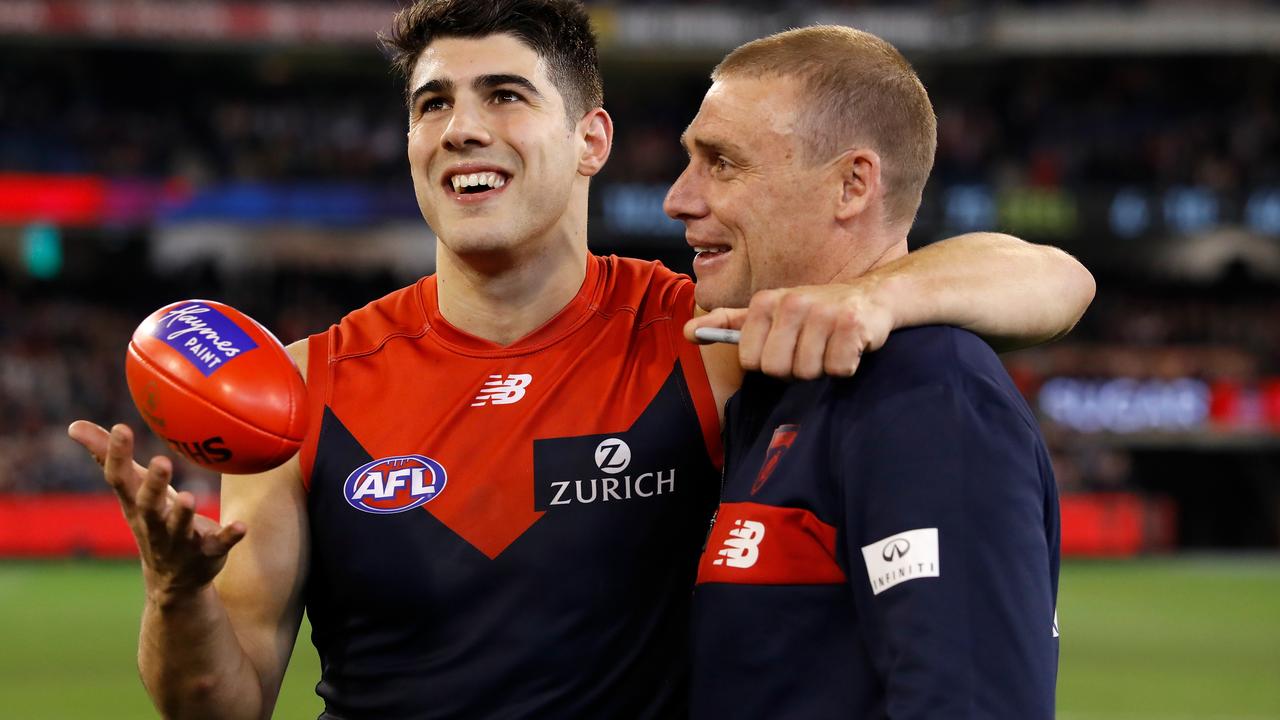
[670,281,724,470]
[298,329,331,492]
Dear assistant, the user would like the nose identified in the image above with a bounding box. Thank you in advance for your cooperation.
[440,100,492,151]
[664,162,708,221]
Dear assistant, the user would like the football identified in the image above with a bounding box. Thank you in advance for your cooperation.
[124,299,309,474]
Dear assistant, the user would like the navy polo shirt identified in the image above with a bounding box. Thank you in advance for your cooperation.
[692,325,1060,719]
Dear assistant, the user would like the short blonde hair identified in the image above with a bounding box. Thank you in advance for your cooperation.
[713,25,937,227]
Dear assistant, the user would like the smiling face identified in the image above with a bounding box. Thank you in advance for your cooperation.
[664,75,848,310]
[406,33,591,260]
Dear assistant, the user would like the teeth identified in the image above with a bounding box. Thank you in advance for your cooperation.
[450,171,508,193]
[693,246,726,254]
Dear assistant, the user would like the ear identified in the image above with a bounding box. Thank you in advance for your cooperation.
[833,147,881,222]
[576,107,614,177]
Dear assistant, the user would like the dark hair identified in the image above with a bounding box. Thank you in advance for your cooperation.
[381,0,603,120]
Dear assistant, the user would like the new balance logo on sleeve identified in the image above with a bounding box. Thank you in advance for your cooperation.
[713,519,766,568]
[471,374,533,406]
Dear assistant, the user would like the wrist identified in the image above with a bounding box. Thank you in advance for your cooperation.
[144,572,213,612]
[867,270,914,333]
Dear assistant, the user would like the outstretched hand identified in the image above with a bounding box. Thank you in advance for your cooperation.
[685,283,895,380]
[67,421,246,601]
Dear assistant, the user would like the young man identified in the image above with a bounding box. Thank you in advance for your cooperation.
[674,27,1063,718]
[69,2,1090,718]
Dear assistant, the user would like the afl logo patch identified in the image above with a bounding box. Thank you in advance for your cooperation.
[343,454,447,514]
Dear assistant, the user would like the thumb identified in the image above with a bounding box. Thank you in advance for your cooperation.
[684,307,749,343]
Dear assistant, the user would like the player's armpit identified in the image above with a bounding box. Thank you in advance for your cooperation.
[285,338,309,380]
[697,337,742,426]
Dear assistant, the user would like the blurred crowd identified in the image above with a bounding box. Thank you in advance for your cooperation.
[0,269,370,495]
[2,31,1278,546]
[1,47,1276,196]
[2,265,1277,496]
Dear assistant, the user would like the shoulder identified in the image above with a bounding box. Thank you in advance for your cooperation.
[596,254,694,323]
[858,325,1000,388]
[324,278,432,360]
[835,326,1033,427]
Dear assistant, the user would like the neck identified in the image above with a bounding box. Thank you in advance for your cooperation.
[828,217,910,284]
[434,193,590,346]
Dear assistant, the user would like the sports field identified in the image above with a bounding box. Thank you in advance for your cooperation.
[1,557,1278,719]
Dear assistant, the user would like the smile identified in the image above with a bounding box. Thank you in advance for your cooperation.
[441,165,514,202]
[450,171,508,194]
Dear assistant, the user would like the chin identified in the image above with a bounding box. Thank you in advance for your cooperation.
[694,282,747,311]
[440,218,524,253]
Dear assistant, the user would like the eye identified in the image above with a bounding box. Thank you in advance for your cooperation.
[711,155,733,175]
[419,97,448,115]
[492,89,523,104]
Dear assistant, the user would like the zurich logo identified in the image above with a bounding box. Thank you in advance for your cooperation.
[343,454,447,514]
[594,438,631,474]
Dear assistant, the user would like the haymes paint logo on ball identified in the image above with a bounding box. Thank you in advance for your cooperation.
[152,302,259,377]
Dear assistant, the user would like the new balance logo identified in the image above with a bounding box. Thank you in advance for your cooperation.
[471,374,532,406]
[713,519,765,568]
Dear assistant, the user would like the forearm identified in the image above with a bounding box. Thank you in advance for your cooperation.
[870,232,1095,351]
[139,583,266,720]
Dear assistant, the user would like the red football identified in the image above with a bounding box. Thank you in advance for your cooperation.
[124,299,308,474]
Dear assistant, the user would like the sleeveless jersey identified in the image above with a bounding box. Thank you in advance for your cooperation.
[299,254,722,719]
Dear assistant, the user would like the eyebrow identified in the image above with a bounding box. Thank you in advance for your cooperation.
[679,130,747,161]
[408,73,544,110]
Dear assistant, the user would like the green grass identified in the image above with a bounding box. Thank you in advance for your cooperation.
[1057,557,1280,720]
[1,557,1278,719]
[0,561,321,719]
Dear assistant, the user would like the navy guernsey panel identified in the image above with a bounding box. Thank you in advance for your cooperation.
[693,325,1060,719]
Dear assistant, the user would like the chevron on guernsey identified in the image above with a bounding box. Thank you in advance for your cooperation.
[343,454,448,514]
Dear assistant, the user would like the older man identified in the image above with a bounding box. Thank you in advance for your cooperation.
[673,26,1064,719]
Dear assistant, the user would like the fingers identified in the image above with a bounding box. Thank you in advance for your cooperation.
[67,420,110,464]
[735,287,880,380]
[737,291,780,373]
[756,293,808,378]
[136,455,175,535]
[200,521,248,558]
[92,424,146,507]
[684,308,747,343]
[791,305,837,380]
[165,491,197,545]
[824,316,864,377]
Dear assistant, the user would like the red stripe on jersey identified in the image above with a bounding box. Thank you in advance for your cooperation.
[670,282,724,471]
[697,501,846,586]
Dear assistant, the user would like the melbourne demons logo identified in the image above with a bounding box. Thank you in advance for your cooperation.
[752,424,799,495]
[343,454,448,514]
